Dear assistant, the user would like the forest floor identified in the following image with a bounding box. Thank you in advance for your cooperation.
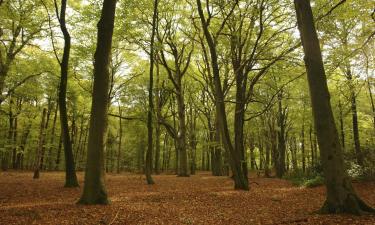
[0,172,374,225]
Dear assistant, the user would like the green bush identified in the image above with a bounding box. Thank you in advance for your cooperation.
[283,169,325,188]
[303,175,325,188]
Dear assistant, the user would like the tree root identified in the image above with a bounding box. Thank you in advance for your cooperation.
[318,194,375,215]
[77,189,109,205]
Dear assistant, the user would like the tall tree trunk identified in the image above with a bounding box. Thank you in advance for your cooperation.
[3,97,14,171]
[367,77,375,135]
[55,134,63,170]
[338,100,346,150]
[154,62,161,174]
[345,66,363,166]
[74,117,84,169]
[276,92,286,178]
[309,124,315,167]
[40,98,52,170]
[249,136,255,170]
[264,126,271,177]
[301,121,306,172]
[117,106,122,174]
[197,0,249,190]
[145,0,158,184]
[176,87,189,176]
[78,126,89,171]
[234,69,249,181]
[258,132,264,170]
[188,105,197,175]
[211,117,223,176]
[294,0,374,214]
[78,0,116,205]
[291,136,298,170]
[48,102,59,170]
[57,0,79,187]
[17,119,33,170]
[34,108,47,179]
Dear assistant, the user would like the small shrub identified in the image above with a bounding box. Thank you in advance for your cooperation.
[303,175,324,188]
[283,169,324,188]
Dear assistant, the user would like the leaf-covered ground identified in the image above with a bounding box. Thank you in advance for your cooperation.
[0,172,374,224]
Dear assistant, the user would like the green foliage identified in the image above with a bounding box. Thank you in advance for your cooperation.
[303,175,325,188]
[283,168,324,188]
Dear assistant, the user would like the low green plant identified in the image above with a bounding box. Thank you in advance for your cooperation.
[283,169,324,188]
[303,175,324,188]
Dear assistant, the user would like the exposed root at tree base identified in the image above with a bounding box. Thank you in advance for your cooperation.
[319,195,375,215]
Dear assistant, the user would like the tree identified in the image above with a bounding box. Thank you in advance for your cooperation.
[196,0,249,190]
[145,0,159,185]
[78,0,117,205]
[54,0,79,187]
[157,10,193,177]
[0,1,45,104]
[33,108,47,179]
[294,0,374,214]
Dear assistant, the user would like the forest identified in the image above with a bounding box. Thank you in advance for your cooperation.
[0,0,374,224]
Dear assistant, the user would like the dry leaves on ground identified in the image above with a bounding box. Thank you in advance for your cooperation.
[0,172,374,224]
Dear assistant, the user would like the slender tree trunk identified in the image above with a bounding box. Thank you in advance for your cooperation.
[17,119,32,170]
[345,66,363,166]
[258,132,264,170]
[74,117,84,169]
[301,121,306,172]
[154,62,161,174]
[249,136,255,170]
[188,105,197,175]
[264,127,271,177]
[57,0,79,187]
[34,108,47,179]
[3,98,14,171]
[294,0,374,214]
[78,126,89,171]
[117,106,122,174]
[367,78,375,134]
[78,0,116,205]
[211,117,223,176]
[145,0,158,185]
[291,136,298,170]
[276,92,286,178]
[48,102,58,170]
[309,124,315,167]
[40,99,52,170]
[338,100,345,150]
[12,117,17,169]
[55,134,63,170]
